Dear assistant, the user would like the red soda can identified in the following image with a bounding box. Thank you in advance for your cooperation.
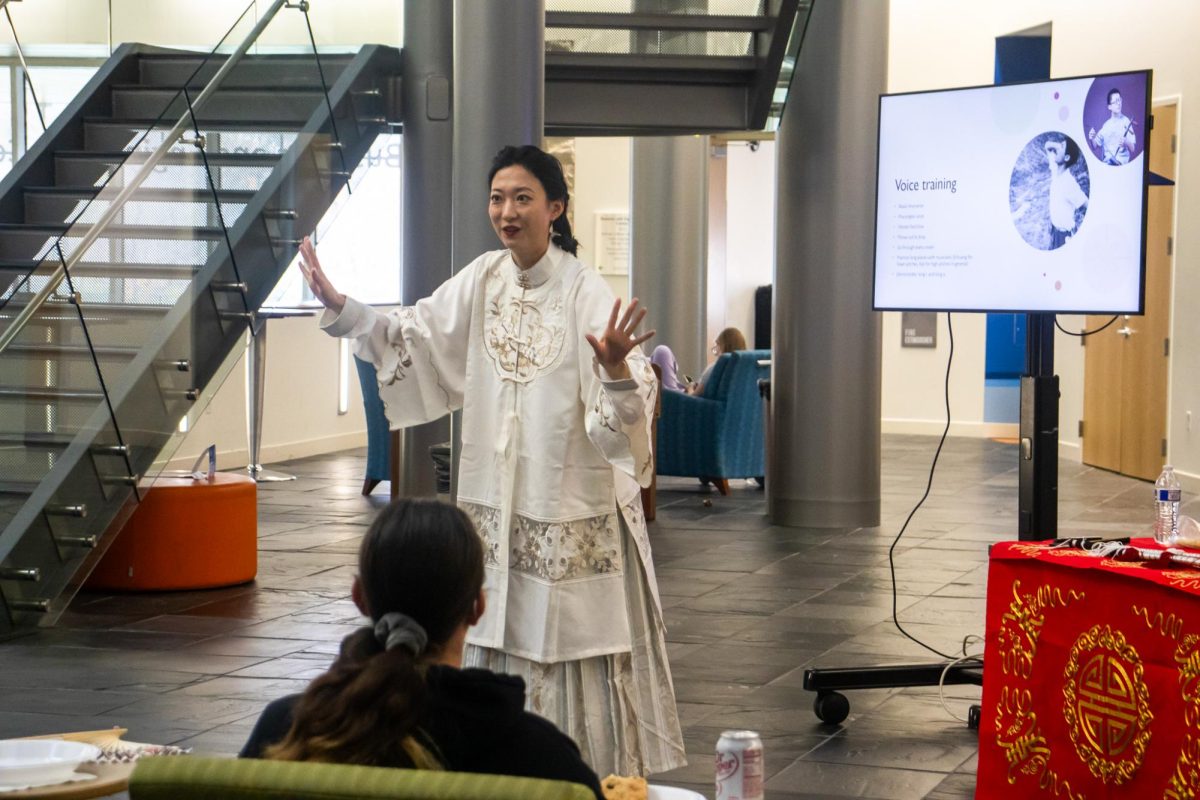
[715,729,764,800]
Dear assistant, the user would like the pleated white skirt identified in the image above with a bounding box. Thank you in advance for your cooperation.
[465,519,686,776]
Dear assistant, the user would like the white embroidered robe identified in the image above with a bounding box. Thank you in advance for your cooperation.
[322,244,660,664]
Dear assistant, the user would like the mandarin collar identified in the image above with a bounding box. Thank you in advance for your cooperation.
[510,244,561,289]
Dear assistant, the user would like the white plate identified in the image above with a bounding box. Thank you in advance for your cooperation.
[648,785,707,800]
[0,740,101,788]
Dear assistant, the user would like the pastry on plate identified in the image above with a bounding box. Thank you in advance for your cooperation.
[601,774,648,800]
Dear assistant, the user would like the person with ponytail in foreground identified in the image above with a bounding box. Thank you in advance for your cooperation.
[240,499,604,798]
[296,145,684,776]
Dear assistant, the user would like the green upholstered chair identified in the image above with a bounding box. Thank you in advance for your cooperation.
[129,756,596,800]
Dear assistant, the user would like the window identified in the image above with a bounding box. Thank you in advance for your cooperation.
[25,66,98,146]
[266,133,403,308]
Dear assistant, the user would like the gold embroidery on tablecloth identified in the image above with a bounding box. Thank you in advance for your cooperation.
[1165,572,1200,592]
[1101,558,1149,570]
[997,581,1086,679]
[1133,605,1185,641]
[993,688,1084,799]
[1010,542,1056,558]
[1062,624,1151,784]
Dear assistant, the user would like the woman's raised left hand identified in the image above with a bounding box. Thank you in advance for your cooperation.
[586,298,655,379]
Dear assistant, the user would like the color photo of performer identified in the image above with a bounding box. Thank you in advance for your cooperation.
[297,144,686,777]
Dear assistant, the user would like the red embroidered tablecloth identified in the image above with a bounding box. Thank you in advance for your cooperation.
[978,538,1200,799]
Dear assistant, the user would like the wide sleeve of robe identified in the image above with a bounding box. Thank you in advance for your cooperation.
[319,259,479,427]
[574,272,658,492]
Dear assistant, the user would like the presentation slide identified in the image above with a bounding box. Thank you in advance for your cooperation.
[873,72,1148,314]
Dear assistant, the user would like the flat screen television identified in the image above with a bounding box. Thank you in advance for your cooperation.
[872,70,1152,314]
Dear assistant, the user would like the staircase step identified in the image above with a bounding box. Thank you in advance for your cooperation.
[0,388,105,402]
[2,297,174,316]
[111,86,326,124]
[84,117,300,153]
[0,259,200,281]
[54,150,279,189]
[137,53,353,89]
[2,343,141,359]
[0,222,225,262]
[0,434,134,456]
[0,432,75,449]
[0,222,225,241]
[24,185,255,228]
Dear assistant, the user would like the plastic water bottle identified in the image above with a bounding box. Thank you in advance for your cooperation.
[1155,464,1182,544]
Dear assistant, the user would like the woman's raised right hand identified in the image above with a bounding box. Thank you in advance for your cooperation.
[298,236,346,314]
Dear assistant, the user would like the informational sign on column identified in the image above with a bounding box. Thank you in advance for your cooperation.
[594,210,630,275]
[900,311,937,347]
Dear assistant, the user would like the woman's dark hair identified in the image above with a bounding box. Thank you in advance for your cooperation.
[1062,136,1081,167]
[488,144,579,256]
[265,499,484,768]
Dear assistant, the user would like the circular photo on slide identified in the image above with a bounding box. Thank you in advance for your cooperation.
[1082,76,1146,166]
[1009,132,1091,251]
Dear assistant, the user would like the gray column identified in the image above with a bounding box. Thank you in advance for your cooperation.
[395,0,454,497]
[629,136,708,379]
[769,1,888,528]
[449,1,544,498]
[451,1,545,265]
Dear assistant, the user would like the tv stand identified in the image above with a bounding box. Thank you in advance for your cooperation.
[802,312,1058,726]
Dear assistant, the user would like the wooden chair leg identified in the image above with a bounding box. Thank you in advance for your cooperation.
[362,478,381,497]
[715,478,730,496]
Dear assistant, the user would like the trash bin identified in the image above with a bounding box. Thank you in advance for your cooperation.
[430,442,452,495]
[758,378,771,493]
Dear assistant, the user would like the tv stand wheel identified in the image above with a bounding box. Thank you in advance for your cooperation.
[813,691,850,725]
[968,704,982,731]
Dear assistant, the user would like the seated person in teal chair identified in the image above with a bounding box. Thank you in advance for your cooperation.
[240,498,603,800]
[687,326,746,395]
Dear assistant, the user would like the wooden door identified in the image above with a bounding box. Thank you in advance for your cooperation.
[1082,102,1176,480]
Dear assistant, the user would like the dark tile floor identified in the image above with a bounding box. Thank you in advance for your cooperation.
[0,434,1164,798]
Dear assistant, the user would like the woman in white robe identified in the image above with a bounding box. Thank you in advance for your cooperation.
[298,144,686,776]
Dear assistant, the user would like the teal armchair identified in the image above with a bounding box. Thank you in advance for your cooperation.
[656,349,769,494]
[129,756,595,800]
[356,355,392,496]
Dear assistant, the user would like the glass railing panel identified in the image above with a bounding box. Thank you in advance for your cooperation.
[0,253,125,543]
[71,21,337,490]
[1,0,361,626]
[764,0,814,132]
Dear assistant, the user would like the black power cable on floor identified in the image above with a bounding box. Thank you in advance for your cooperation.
[886,312,961,661]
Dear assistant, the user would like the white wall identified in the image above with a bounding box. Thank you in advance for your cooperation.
[571,136,631,301]
[888,1,1199,488]
[13,1,402,49]
[724,140,775,346]
[167,317,368,470]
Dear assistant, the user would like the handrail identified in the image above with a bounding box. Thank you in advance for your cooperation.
[0,0,292,357]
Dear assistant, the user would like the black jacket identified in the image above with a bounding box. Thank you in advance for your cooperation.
[239,665,603,800]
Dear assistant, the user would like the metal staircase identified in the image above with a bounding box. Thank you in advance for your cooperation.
[0,0,398,637]
[0,0,807,638]
[544,0,812,134]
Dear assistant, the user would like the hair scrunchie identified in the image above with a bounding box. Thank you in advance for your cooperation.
[373,612,428,656]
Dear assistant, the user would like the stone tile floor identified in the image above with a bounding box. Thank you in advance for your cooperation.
[0,434,1164,798]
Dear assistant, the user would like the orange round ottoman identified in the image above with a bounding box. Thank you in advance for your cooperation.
[87,472,257,591]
